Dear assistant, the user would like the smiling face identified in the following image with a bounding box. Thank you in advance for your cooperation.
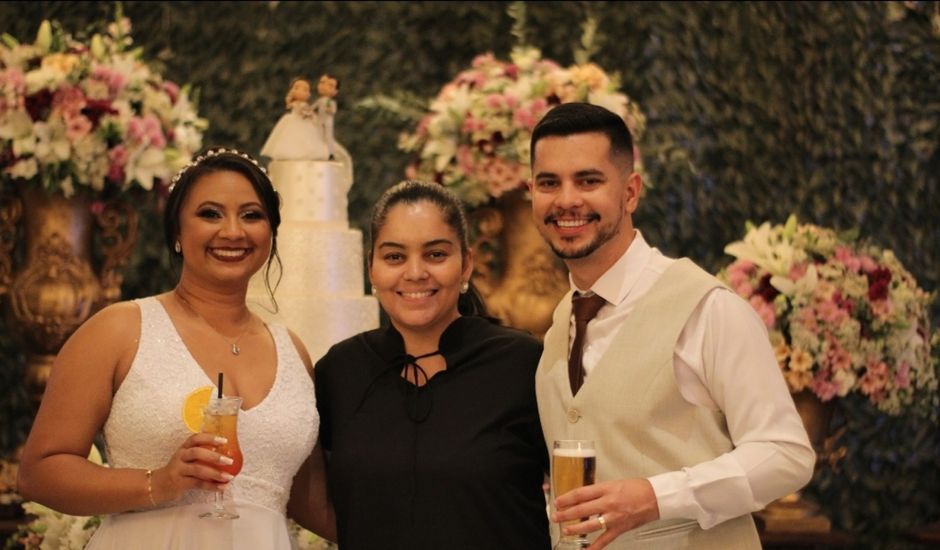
[177,170,272,289]
[529,132,641,283]
[288,79,312,103]
[369,200,472,340]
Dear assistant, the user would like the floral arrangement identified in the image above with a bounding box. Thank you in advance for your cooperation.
[719,215,938,416]
[0,13,206,198]
[394,45,646,207]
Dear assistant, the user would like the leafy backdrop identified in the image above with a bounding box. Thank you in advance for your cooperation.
[1,2,938,548]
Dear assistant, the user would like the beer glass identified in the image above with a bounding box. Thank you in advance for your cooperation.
[551,440,596,549]
[198,396,244,519]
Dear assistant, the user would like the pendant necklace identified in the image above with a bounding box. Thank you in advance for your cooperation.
[174,288,253,356]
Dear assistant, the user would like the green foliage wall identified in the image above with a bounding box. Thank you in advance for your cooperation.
[1,2,938,548]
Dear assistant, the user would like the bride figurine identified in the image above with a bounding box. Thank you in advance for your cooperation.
[260,77,329,161]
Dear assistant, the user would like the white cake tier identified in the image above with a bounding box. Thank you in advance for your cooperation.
[273,224,366,295]
[247,294,379,364]
[269,160,350,225]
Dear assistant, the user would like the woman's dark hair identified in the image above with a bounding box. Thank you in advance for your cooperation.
[369,180,488,317]
[163,147,282,307]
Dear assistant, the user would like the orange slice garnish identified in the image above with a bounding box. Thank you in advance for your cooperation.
[181,385,215,433]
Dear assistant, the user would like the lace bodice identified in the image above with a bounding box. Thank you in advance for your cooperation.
[104,297,318,514]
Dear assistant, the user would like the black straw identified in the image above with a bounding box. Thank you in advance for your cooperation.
[217,372,223,398]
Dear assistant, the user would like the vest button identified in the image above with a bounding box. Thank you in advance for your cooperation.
[567,408,580,423]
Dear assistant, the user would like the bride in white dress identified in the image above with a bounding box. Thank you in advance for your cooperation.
[17,148,334,549]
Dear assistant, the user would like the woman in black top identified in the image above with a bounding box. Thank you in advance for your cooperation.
[315,180,550,549]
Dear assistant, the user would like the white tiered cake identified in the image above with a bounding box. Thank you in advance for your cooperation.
[247,160,378,362]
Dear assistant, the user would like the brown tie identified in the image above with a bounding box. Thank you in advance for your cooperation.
[569,292,606,395]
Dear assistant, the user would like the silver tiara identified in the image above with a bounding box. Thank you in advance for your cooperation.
[168,148,267,192]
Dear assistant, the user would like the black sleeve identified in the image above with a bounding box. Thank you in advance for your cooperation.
[314,356,332,451]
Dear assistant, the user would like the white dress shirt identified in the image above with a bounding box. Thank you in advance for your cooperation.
[570,231,815,529]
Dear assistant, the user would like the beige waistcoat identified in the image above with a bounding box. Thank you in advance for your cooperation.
[536,259,760,549]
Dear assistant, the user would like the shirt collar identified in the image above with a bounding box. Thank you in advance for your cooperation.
[570,229,653,305]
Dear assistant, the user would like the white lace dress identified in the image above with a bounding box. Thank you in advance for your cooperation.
[85,297,319,549]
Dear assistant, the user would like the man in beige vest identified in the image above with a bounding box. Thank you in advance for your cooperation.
[528,102,815,549]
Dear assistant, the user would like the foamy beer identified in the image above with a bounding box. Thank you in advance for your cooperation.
[551,440,596,549]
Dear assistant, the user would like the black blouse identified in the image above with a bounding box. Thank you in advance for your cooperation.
[315,316,550,550]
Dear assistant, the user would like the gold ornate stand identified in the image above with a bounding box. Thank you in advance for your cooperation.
[470,189,568,339]
[0,187,138,405]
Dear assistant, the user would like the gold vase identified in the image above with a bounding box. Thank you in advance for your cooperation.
[470,189,568,339]
[756,390,837,533]
[0,186,138,406]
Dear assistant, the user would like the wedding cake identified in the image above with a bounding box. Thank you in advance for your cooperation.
[247,159,378,362]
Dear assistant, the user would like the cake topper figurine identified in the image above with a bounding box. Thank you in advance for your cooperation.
[260,74,353,183]
[260,77,321,160]
[313,74,339,161]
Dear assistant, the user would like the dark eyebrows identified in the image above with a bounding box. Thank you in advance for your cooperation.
[195,200,264,210]
[533,168,606,180]
[376,238,455,250]
[574,169,606,179]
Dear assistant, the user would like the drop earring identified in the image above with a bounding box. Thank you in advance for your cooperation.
[371,285,378,295]
[460,281,469,294]
[174,240,181,254]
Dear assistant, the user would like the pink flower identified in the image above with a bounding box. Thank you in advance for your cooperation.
[485,94,505,109]
[65,114,92,141]
[90,200,106,215]
[749,295,776,328]
[788,262,807,280]
[858,255,878,272]
[726,260,754,288]
[483,157,524,198]
[92,65,127,97]
[108,145,127,183]
[163,80,180,104]
[859,361,889,402]
[816,299,848,324]
[52,86,87,117]
[127,115,166,149]
[810,372,840,401]
[827,344,852,372]
[461,116,486,134]
[834,246,861,272]
[456,145,475,176]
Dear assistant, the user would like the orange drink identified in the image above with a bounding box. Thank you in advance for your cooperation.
[198,395,243,520]
[201,412,243,476]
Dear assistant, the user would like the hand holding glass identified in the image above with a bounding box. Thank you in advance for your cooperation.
[198,396,243,519]
[552,440,596,549]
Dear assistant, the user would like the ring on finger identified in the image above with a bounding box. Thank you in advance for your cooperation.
[597,514,607,530]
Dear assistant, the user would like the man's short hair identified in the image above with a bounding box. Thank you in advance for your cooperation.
[530,102,634,170]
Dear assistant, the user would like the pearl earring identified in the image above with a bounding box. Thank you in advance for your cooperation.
[371,285,377,295]
[460,281,469,294]
[174,240,181,254]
